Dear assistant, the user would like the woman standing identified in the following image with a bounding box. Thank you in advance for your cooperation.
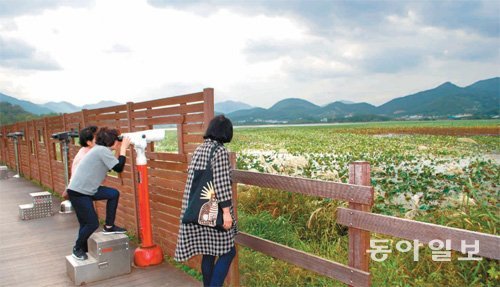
[175,115,237,287]
[67,127,131,260]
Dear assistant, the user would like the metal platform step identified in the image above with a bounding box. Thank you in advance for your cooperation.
[19,191,53,220]
[0,166,7,180]
[66,232,131,285]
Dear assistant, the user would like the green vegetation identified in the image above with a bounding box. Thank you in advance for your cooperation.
[157,119,499,286]
[226,120,499,286]
[0,102,40,125]
[0,102,59,125]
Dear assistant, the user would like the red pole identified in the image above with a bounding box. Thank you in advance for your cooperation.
[134,163,163,267]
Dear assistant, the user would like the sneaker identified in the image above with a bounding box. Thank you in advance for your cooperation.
[103,225,127,234]
[72,247,88,261]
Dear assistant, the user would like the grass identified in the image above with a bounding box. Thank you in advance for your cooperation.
[229,120,499,286]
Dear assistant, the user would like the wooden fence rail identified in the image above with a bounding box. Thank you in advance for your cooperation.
[232,161,374,287]
[337,208,500,261]
[236,232,371,286]
[231,160,500,287]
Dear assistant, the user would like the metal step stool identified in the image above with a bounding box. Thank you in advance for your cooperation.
[66,232,131,285]
[19,191,53,220]
[0,166,7,179]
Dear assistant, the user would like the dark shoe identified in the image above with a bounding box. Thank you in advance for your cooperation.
[72,247,88,261]
[103,225,127,234]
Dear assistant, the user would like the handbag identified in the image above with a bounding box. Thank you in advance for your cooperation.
[182,144,226,231]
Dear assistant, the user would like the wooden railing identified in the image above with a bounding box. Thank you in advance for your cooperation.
[0,88,215,262]
[230,162,374,286]
[230,161,500,287]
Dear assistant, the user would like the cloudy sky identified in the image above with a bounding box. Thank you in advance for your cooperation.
[0,0,498,108]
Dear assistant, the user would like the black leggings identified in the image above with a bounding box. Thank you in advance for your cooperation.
[201,246,236,287]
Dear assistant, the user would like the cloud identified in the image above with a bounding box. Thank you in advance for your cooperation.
[363,48,425,74]
[0,0,94,18]
[0,0,498,108]
[148,0,499,38]
[105,44,132,54]
[0,36,60,70]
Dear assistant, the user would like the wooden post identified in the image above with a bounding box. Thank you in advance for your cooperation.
[81,109,88,128]
[43,117,55,191]
[348,161,372,287]
[25,121,31,179]
[126,102,140,233]
[34,120,42,185]
[177,112,185,155]
[226,152,240,287]
[202,88,214,132]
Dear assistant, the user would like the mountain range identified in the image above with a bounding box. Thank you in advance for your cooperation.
[225,77,500,124]
[0,93,121,115]
[1,77,499,125]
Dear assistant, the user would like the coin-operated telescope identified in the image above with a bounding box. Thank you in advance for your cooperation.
[52,130,79,142]
[51,130,79,188]
[7,131,25,178]
[119,129,166,267]
[51,130,79,214]
[118,129,165,165]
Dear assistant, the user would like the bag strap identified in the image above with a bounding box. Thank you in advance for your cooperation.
[206,142,220,170]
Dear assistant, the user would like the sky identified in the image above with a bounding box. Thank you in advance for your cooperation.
[0,0,499,108]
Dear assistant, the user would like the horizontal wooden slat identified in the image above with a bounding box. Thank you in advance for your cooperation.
[236,232,370,286]
[132,103,203,118]
[150,177,185,192]
[131,92,204,110]
[84,104,127,115]
[182,123,204,133]
[88,112,128,121]
[149,169,187,182]
[337,208,500,260]
[183,144,198,154]
[146,152,186,162]
[183,134,203,144]
[233,170,374,205]
[184,113,204,123]
[148,160,187,172]
[132,115,184,126]
[150,192,182,209]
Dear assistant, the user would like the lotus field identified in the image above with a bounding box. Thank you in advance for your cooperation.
[159,120,500,286]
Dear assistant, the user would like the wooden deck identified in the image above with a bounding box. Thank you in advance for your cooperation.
[0,171,200,287]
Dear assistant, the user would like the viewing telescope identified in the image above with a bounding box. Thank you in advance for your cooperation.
[7,131,24,178]
[51,130,78,141]
[118,129,166,165]
[119,129,166,266]
[7,131,24,138]
[51,130,79,203]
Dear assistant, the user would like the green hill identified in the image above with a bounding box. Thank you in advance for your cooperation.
[377,78,499,116]
[0,102,40,125]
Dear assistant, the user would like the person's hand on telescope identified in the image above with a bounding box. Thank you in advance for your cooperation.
[119,136,132,156]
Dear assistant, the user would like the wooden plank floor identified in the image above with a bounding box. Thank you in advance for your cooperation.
[0,171,200,287]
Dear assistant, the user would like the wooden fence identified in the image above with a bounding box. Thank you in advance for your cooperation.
[0,88,214,265]
[1,90,499,286]
[231,161,500,286]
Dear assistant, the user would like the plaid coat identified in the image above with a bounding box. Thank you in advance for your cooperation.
[174,139,237,261]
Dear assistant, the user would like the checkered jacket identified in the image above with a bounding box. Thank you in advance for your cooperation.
[174,139,237,261]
